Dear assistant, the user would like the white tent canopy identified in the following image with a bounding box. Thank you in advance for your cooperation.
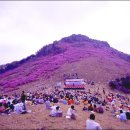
[65,79,86,85]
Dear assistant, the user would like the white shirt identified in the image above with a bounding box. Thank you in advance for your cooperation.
[119,112,127,121]
[14,103,24,114]
[51,105,57,110]
[8,99,13,104]
[67,108,73,116]
[50,106,57,116]
[86,119,102,130]
[0,99,4,103]
[66,108,76,119]
[111,100,115,106]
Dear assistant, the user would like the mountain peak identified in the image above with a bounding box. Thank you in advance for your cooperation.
[60,34,90,43]
[0,34,130,93]
[59,34,110,48]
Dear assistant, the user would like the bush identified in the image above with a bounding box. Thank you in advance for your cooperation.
[109,75,130,93]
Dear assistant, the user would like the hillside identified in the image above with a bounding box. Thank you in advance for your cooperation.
[0,34,130,94]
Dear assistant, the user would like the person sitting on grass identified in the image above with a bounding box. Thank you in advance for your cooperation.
[126,111,130,120]
[119,110,127,121]
[45,99,52,110]
[50,106,62,117]
[83,99,88,105]
[67,98,71,105]
[97,105,104,113]
[86,113,102,130]
[3,103,11,114]
[66,105,77,120]
[88,103,93,111]
[0,102,6,114]
[63,99,67,105]
[93,104,97,112]
[70,98,74,105]
[14,103,27,114]
[83,107,88,112]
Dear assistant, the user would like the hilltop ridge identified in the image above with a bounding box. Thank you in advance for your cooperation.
[0,34,130,93]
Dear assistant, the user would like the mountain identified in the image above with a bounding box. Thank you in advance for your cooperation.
[0,34,130,93]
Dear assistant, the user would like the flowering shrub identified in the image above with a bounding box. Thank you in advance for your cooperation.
[0,34,130,93]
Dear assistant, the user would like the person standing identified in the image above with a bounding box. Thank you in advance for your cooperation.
[86,114,102,130]
[103,88,105,95]
[21,91,27,111]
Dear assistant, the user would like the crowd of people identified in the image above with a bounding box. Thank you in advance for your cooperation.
[0,91,27,115]
[0,86,130,129]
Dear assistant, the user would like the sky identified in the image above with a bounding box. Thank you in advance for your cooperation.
[0,1,130,65]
